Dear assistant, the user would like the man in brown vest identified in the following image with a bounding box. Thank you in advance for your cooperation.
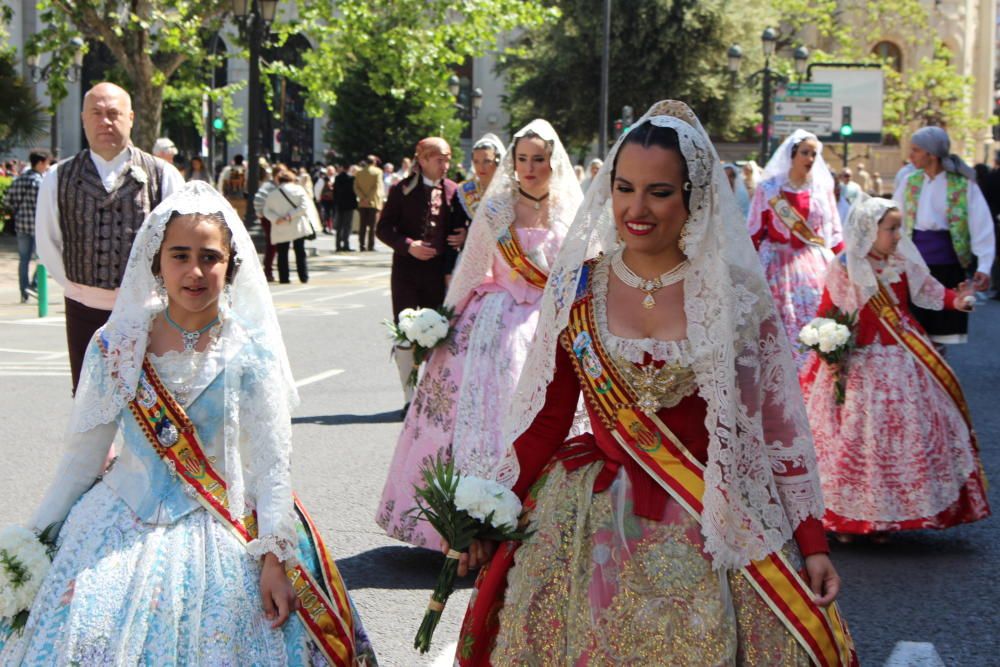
[354,155,386,251]
[376,137,469,413]
[36,82,185,392]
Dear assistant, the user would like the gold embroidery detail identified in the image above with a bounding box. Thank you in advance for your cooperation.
[614,356,697,414]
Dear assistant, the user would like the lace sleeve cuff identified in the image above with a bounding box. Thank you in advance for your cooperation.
[246,535,298,565]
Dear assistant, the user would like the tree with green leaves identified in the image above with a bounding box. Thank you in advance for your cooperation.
[277,0,556,166]
[0,7,47,154]
[497,0,768,157]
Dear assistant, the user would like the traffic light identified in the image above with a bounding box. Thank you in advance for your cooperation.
[212,116,225,131]
[839,106,853,138]
[212,102,225,132]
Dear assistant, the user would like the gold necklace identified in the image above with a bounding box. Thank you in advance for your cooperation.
[611,249,689,309]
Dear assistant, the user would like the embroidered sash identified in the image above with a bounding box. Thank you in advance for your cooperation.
[904,170,971,268]
[129,357,358,666]
[562,288,856,667]
[769,193,826,247]
[866,284,985,476]
[457,179,483,219]
[496,226,549,290]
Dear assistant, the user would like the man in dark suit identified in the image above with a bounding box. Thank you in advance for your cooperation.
[376,137,469,411]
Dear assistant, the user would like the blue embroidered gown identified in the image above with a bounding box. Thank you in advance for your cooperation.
[0,340,375,665]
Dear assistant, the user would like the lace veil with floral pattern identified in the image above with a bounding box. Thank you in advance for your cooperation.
[498,101,825,570]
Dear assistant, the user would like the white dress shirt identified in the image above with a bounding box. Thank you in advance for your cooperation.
[35,147,185,310]
[893,170,995,273]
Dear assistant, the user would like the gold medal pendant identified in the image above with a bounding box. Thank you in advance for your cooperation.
[642,292,656,309]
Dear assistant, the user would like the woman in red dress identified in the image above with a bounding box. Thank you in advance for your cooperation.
[449,102,856,666]
[801,196,989,538]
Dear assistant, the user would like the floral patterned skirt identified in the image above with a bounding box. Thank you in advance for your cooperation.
[0,482,375,666]
[758,240,832,370]
[804,343,990,533]
[459,459,810,666]
[377,288,542,548]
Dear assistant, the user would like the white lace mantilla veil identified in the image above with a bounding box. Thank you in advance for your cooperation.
[761,128,835,194]
[70,180,299,532]
[498,101,825,570]
[832,194,939,313]
[444,119,583,311]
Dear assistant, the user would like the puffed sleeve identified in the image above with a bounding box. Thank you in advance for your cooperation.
[239,345,298,563]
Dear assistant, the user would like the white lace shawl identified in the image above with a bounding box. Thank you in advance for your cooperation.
[761,128,836,195]
[499,101,825,570]
[829,195,943,313]
[69,181,299,560]
[445,119,583,312]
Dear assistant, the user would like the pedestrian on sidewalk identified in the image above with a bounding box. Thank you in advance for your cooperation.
[892,126,995,346]
[35,81,184,392]
[152,137,178,164]
[333,164,358,251]
[354,155,385,252]
[3,150,50,303]
[313,165,338,234]
[375,137,469,410]
[263,166,319,284]
[252,166,277,282]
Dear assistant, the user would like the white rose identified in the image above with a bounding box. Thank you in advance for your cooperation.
[799,325,820,347]
[831,324,850,347]
[455,476,523,531]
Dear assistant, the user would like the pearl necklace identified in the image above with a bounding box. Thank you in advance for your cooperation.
[611,249,690,309]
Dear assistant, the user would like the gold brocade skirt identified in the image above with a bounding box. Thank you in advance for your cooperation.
[492,461,811,666]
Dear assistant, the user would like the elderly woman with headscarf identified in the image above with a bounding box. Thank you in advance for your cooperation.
[892,126,996,346]
[747,129,844,369]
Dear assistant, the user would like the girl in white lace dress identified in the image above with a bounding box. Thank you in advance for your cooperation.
[0,182,375,665]
[376,120,582,548]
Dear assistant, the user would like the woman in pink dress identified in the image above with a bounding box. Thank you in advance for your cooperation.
[801,195,990,538]
[747,130,843,368]
[376,120,583,547]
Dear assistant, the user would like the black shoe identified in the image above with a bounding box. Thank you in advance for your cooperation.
[279,279,291,284]
[322,230,334,235]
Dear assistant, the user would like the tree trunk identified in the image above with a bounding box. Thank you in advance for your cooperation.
[128,76,164,154]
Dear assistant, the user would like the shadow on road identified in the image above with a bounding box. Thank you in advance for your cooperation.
[337,545,477,591]
[293,410,402,426]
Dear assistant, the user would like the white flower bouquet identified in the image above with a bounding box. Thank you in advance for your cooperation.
[385,306,455,387]
[799,310,856,404]
[409,454,530,653]
[0,523,60,632]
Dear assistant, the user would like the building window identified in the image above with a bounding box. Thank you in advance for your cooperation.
[872,41,903,72]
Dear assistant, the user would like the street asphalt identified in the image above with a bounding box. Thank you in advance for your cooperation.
[0,232,995,665]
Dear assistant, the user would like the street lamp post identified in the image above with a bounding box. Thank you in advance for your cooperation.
[728,29,810,162]
[232,0,278,227]
[26,37,85,159]
[448,74,483,128]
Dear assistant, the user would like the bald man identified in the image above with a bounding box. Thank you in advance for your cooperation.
[36,82,185,391]
[376,137,469,411]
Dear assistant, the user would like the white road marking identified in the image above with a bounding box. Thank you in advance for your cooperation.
[429,641,457,667]
[313,284,390,303]
[883,642,945,667]
[270,285,319,297]
[294,368,344,388]
[4,316,65,326]
[0,347,67,356]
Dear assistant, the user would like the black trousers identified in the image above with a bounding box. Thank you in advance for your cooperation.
[335,208,355,250]
[276,238,308,283]
[65,297,112,394]
[911,262,968,341]
[358,207,377,251]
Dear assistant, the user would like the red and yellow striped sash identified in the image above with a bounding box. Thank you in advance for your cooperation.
[867,284,984,463]
[563,293,856,667]
[129,357,357,666]
[769,193,826,247]
[496,227,549,290]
